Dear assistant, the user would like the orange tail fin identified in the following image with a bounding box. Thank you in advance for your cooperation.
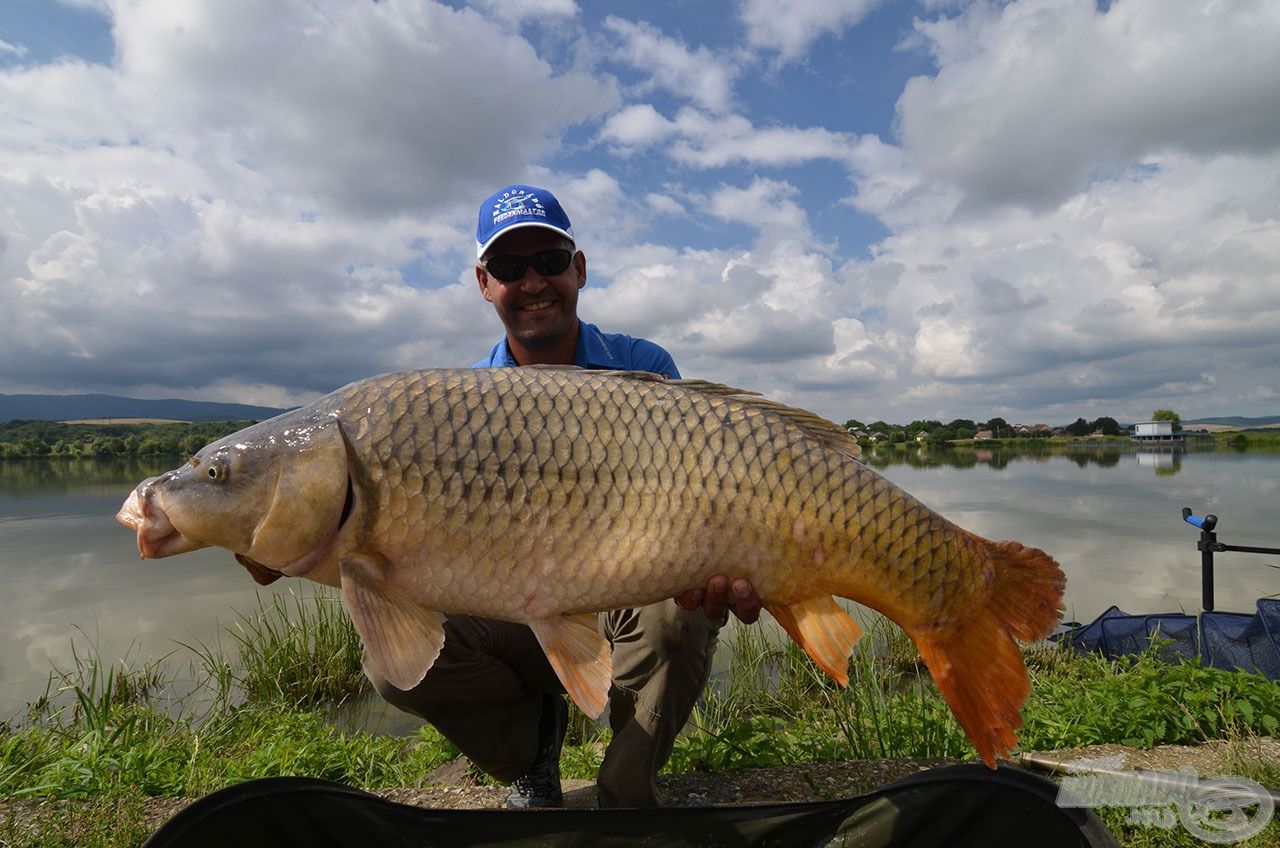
[910,540,1064,768]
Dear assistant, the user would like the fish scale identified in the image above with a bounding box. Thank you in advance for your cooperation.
[117,366,1064,767]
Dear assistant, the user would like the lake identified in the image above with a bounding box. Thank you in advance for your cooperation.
[2,445,1277,721]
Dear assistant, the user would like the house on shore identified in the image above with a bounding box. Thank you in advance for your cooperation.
[1132,420,1182,442]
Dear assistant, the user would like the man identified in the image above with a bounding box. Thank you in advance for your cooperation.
[371,184,760,809]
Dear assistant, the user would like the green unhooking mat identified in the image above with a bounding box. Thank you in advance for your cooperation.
[143,764,1118,847]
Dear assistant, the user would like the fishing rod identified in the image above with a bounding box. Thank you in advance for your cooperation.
[1182,508,1280,612]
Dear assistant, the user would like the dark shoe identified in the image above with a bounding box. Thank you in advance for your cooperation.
[505,695,567,808]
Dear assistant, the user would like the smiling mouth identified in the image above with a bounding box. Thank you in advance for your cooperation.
[520,300,556,312]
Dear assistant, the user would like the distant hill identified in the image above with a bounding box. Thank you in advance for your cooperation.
[1185,415,1280,429]
[0,393,289,423]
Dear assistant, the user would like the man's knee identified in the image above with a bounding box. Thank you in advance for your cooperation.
[365,664,433,719]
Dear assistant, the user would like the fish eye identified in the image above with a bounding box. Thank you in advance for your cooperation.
[207,461,229,483]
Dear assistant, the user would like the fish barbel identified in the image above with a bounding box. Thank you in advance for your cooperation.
[116,367,1064,766]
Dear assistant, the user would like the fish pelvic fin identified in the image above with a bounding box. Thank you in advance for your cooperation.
[765,595,863,686]
[529,614,612,720]
[910,540,1065,769]
[235,553,283,586]
[340,554,446,692]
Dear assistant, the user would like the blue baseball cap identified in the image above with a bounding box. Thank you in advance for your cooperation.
[476,184,574,259]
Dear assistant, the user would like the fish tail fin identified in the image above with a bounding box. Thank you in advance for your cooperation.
[910,540,1064,768]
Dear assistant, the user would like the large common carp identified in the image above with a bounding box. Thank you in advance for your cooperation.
[117,367,1064,766]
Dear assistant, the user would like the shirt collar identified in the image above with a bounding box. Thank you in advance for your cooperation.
[494,321,619,369]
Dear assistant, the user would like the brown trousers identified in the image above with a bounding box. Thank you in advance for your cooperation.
[368,602,722,807]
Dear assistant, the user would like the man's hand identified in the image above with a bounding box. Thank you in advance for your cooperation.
[675,574,762,624]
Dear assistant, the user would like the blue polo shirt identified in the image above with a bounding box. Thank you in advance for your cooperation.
[472,321,681,378]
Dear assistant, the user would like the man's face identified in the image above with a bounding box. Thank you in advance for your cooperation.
[476,227,586,351]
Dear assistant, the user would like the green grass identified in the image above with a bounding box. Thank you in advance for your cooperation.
[221,591,369,708]
[1,792,153,848]
[3,601,1279,847]
[665,620,971,774]
[1214,430,1280,451]
[662,626,1280,775]
[1021,645,1280,750]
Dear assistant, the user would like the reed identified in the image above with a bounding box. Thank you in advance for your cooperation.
[224,589,368,708]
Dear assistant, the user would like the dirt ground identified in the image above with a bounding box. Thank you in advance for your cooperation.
[13,736,1256,836]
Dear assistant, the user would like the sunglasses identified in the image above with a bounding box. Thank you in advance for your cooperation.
[483,249,574,283]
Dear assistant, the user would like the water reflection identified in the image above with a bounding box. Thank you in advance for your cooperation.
[0,456,175,494]
[0,456,323,720]
[1135,448,1183,476]
[861,443,1135,471]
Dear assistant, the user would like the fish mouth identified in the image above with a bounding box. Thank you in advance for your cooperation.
[116,477,210,559]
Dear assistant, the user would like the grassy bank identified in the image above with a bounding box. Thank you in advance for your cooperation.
[1213,429,1280,450]
[3,596,1278,845]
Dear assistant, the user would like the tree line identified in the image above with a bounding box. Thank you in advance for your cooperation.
[1,406,1188,459]
[843,413,1166,443]
[0,420,253,459]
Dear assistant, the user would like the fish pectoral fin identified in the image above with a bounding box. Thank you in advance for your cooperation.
[339,555,446,692]
[765,595,863,687]
[528,614,611,720]
[235,553,283,586]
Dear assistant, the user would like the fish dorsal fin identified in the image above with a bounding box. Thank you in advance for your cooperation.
[557,369,861,459]
[667,378,863,460]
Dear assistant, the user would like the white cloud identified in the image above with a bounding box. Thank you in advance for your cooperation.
[897,0,1280,209]
[673,110,859,168]
[609,107,859,169]
[740,0,879,61]
[577,137,1280,423]
[469,0,578,23]
[0,39,28,58]
[708,178,810,237]
[838,148,1280,420]
[597,104,676,150]
[550,168,651,249]
[645,193,685,217]
[104,0,615,215]
[0,0,616,403]
[603,17,736,113]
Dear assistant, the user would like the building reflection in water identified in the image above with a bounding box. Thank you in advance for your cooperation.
[1136,445,1183,476]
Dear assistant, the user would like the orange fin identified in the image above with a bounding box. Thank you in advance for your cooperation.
[339,555,446,692]
[529,613,612,719]
[911,539,1065,768]
[765,595,863,686]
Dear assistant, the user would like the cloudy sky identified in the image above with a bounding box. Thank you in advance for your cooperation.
[2,0,1277,426]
